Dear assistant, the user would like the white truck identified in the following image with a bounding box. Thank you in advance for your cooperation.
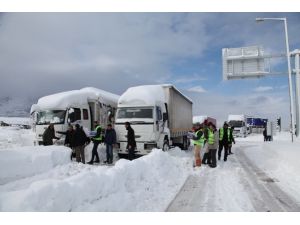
[115,84,193,157]
[228,114,249,137]
[31,87,119,145]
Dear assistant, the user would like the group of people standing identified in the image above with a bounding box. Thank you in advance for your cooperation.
[42,122,116,164]
[191,121,235,168]
[42,121,137,164]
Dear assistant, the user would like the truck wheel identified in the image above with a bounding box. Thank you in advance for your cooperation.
[162,141,170,151]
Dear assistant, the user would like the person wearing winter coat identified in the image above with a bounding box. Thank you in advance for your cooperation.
[125,122,136,160]
[73,124,90,164]
[87,121,102,164]
[228,126,235,155]
[57,124,75,159]
[207,122,219,168]
[218,122,232,162]
[42,124,60,146]
[104,124,116,164]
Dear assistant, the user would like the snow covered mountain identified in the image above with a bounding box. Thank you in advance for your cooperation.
[0,96,36,117]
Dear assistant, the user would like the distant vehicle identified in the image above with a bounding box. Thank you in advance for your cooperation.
[193,116,216,127]
[31,87,119,145]
[228,114,248,137]
[115,84,193,157]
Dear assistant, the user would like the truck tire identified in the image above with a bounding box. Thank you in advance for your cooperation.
[162,141,170,151]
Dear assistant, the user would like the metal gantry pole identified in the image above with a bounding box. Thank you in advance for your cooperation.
[294,51,300,137]
[283,18,295,141]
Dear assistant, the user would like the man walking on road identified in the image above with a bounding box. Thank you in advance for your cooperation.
[218,122,231,161]
[125,122,136,160]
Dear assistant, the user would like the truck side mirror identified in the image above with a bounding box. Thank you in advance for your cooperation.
[163,113,168,121]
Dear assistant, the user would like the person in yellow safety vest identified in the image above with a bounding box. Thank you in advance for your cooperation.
[201,122,210,165]
[218,122,233,162]
[192,123,205,167]
[87,121,103,164]
[207,122,219,168]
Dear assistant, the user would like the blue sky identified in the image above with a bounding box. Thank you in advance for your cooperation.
[0,12,299,126]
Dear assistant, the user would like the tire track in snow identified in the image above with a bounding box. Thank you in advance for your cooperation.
[235,146,300,212]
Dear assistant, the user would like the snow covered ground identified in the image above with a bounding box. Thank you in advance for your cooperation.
[1,117,300,212]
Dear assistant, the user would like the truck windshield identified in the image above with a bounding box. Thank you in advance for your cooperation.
[229,120,244,128]
[36,110,66,125]
[117,108,153,119]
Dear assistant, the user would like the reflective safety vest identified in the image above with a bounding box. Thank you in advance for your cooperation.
[208,129,214,145]
[219,128,230,141]
[93,125,102,141]
[194,129,205,146]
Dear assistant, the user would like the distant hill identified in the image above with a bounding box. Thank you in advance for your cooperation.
[0,96,37,117]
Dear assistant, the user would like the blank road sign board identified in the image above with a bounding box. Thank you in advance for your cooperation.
[222,46,270,80]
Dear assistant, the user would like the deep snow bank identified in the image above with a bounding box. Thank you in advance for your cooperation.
[0,148,192,212]
[0,146,71,185]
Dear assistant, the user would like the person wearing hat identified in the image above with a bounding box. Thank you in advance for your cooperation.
[218,122,231,161]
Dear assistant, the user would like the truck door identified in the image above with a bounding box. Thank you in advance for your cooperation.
[156,106,164,133]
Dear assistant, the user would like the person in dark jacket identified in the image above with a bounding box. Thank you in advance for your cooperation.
[73,124,89,164]
[42,124,59,146]
[125,122,136,160]
[57,124,75,159]
[228,126,235,155]
[104,124,116,164]
[87,121,102,165]
[218,122,231,161]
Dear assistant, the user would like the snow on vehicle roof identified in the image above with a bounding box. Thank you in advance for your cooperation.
[193,115,208,124]
[118,84,192,106]
[228,115,246,121]
[118,85,166,106]
[36,87,119,110]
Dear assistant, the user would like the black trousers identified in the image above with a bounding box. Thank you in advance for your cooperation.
[210,149,217,167]
[91,141,100,162]
[202,152,211,164]
[128,146,135,161]
[218,141,229,161]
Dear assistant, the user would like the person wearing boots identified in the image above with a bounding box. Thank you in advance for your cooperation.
[125,122,136,160]
[104,124,116,164]
[88,121,102,164]
[201,121,210,164]
[208,122,219,168]
[218,122,230,162]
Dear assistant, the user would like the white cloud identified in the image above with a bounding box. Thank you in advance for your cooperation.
[187,85,207,93]
[254,86,273,92]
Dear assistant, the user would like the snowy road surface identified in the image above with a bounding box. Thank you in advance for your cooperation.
[1,121,300,211]
[166,144,300,212]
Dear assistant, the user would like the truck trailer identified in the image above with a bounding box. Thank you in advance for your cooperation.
[115,84,193,157]
[31,87,119,145]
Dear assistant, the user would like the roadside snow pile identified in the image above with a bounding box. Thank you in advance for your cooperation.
[0,146,71,185]
[0,148,192,212]
[0,126,35,149]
